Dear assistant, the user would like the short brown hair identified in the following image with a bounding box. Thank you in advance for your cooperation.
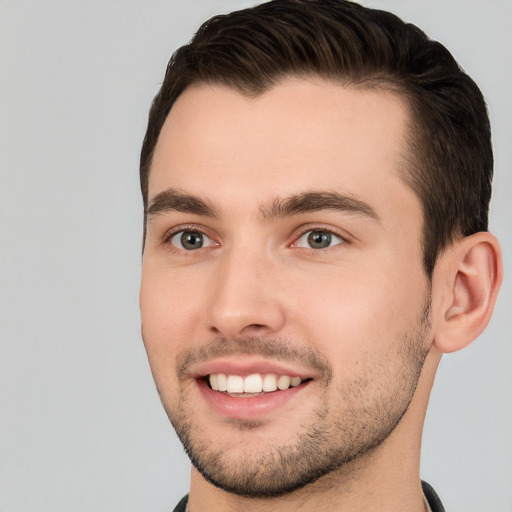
[140,0,493,277]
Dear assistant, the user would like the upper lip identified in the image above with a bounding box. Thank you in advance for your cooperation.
[189,357,316,380]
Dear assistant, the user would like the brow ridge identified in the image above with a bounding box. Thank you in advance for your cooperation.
[146,188,379,223]
[260,191,380,221]
[146,188,216,218]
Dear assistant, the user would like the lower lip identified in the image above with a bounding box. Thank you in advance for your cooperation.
[197,379,310,420]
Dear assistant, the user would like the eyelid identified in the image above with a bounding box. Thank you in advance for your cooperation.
[162,224,220,251]
[289,224,352,249]
[160,223,351,252]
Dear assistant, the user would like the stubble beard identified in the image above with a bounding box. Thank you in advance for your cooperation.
[157,298,432,499]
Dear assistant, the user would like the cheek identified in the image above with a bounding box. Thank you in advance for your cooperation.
[139,273,193,409]
[140,263,204,336]
[288,262,427,374]
[139,266,202,381]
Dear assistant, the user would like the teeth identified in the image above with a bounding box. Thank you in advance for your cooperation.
[277,375,291,390]
[217,373,228,392]
[226,375,244,393]
[262,374,278,392]
[290,376,302,387]
[208,373,303,394]
[244,374,263,393]
[210,374,219,391]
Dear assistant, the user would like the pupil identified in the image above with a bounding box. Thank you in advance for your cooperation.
[308,231,331,249]
[181,231,203,250]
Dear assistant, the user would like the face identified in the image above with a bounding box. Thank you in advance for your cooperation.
[140,79,432,497]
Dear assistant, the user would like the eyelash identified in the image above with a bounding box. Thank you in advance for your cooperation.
[163,224,217,253]
[162,224,350,254]
[291,226,348,251]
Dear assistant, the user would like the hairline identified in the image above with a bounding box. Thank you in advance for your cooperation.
[143,73,422,207]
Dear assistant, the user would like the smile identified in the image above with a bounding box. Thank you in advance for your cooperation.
[193,363,314,420]
[208,373,303,394]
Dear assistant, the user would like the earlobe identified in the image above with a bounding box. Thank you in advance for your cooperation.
[433,232,503,354]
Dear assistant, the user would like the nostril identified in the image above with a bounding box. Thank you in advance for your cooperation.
[207,299,286,339]
[240,323,273,336]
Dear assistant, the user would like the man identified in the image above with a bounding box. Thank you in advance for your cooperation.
[138,1,503,510]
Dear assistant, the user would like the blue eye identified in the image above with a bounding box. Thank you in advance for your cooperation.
[170,230,214,250]
[296,230,343,249]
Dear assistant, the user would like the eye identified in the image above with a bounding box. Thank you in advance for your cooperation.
[294,229,344,249]
[170,230,215,251]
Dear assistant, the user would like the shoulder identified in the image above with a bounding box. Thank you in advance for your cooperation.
[171,494,189,512]
[422,481,446,512]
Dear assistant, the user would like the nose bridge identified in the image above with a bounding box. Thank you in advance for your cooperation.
[206,238,285,338]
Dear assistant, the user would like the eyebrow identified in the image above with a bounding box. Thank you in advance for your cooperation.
[146,188,379,223]
[147,188,217,218]
[260,191,380,222]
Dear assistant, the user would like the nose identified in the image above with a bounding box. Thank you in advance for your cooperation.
[205,245,286,340]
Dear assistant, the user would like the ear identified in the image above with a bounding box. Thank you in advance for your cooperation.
[432,232,503,354]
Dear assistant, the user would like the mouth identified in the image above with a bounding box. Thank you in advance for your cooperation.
[206,372,312,397]
[190,360,316,420]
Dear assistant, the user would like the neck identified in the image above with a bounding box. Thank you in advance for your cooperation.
[187,350,440,512]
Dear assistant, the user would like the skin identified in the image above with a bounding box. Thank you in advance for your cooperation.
[139,79,501,511]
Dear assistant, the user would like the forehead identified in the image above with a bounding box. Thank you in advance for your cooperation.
[149,78,418,223]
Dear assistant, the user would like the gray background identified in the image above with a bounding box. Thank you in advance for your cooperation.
[0,1,510,511]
